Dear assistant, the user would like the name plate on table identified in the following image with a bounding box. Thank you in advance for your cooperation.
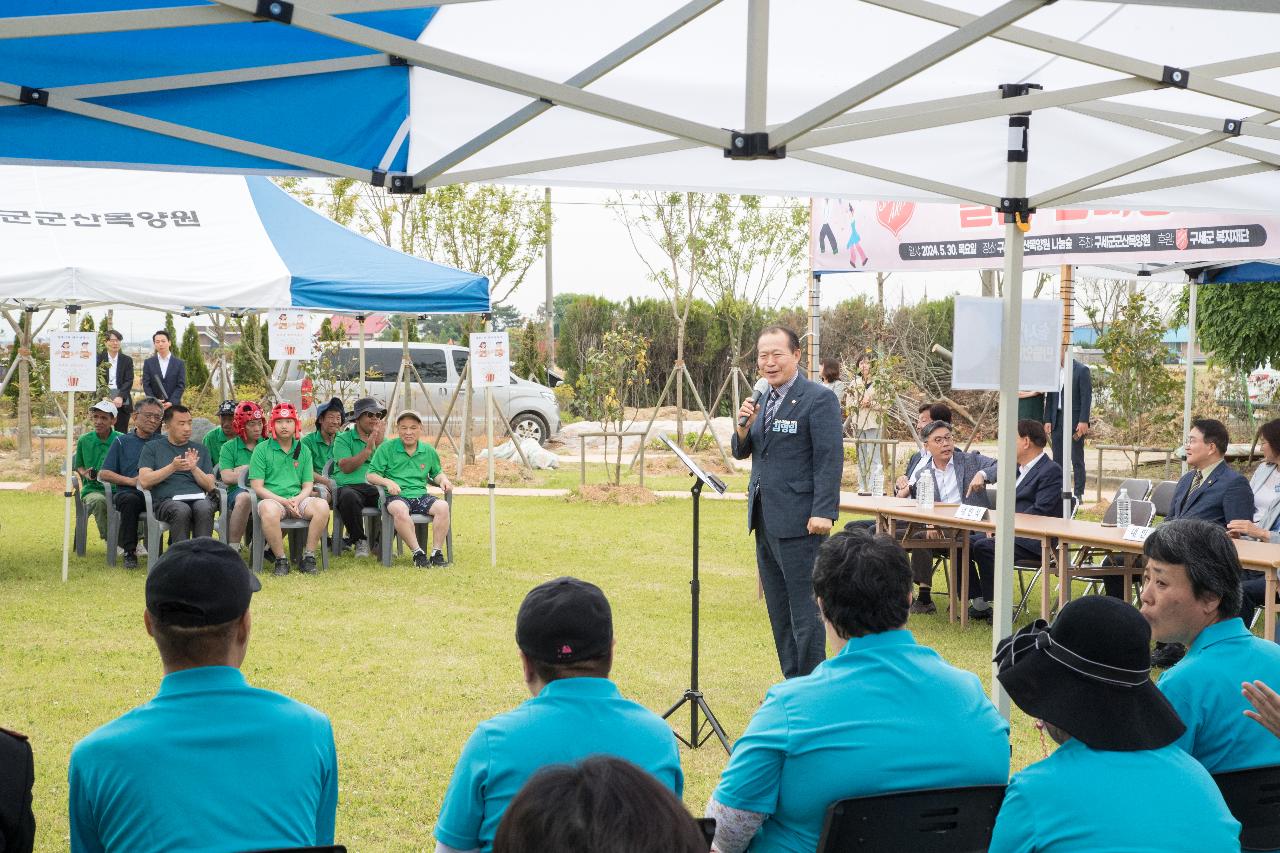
[954,505,988,521]
[1122,525,1155,542]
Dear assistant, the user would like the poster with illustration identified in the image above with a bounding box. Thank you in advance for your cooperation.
[267,309,314,360]
[50,331,96,392]
[470,331,510,388]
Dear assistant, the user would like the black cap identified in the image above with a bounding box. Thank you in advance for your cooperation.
[516,577,612,664]
[348,396,387,423]
[216,399,237,417]
[315,396,345,421]
[146,537,261,628]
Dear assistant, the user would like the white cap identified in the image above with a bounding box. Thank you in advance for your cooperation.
[90,399,118,417]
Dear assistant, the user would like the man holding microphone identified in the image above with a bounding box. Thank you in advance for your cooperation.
[733,326,844,678]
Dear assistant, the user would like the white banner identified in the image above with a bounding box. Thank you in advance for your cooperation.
[952,297,1063,392]
[470,331,510,388]
[267,309,314,360]
[812,198,1280,272]
[50,331,97,393]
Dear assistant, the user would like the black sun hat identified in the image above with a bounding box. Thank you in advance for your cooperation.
[995,595,1185,752]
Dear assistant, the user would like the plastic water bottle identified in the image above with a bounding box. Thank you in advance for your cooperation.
[871,470,885,497]
[1115,488,1131,528]
[918,471,935,510]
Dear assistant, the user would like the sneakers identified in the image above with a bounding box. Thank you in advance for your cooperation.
[122,551,139,570]
[967,604,994,621]
[429,549,447,567]
[1151,642,1186,669]
[909,599,937,615]
[299,553,318,574]
[273,557,290,577]
[354,539,371,559]
[412,549,430,568]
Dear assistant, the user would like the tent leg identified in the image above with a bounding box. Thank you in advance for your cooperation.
[1181,281,1198,476]
[62,304,80,583]
[357,314,367,398]
[991,98,1031,720]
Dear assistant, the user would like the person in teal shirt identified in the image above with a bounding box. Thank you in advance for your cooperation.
[68,538,338,853]
[434,578,683,853]
[1143,518,1280,774]
[706,528,1009,853]
[991,595,1240,853]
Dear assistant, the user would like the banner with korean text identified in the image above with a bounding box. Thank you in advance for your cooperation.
[811,198,1280,273]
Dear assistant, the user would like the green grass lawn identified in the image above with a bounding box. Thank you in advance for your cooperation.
[1,491,1048,851]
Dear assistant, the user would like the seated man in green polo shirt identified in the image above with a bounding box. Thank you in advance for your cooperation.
[332,397,386,558]
[300,397,343,498]
[203,400,238,463]
[248,402,330,576]
[74,399,122,543]
[365,410,453,568]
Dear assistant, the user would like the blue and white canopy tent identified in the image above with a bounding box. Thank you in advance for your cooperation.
[6,0,1280,711]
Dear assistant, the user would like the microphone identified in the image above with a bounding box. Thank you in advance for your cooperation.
[739,378,772,427]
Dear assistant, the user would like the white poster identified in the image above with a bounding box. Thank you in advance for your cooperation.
[267,309,314,360]
[952,297,1063,392]
[470,331,510,388]
[50,331,96,393]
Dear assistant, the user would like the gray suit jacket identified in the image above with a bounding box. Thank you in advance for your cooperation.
[907,449,998,508]
[731,374,844,539]
[1250,463,1280,543]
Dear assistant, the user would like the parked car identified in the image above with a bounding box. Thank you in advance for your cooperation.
[272,342,560,445]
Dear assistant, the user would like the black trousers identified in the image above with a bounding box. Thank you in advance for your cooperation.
[113,488,146,553]
[1051,423,1087,496]
[1241,569,1268,632]
[155,497,215,541]
[336,484,379,542]
[968,534,1040,602]
[755,507,826,679]
[114,406,131,435]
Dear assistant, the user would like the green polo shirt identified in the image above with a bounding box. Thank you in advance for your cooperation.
[248,438,313,499]
[368,437,440,499]
[204,427,235,464]
[332,429,376,487]
[300,430,336,477]
[75,429,120,496]
[217,436,256,474]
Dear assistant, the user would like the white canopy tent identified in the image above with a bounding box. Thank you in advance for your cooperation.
[5,0,1280,713]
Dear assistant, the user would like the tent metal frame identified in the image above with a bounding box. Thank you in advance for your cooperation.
[8,0,1280,713]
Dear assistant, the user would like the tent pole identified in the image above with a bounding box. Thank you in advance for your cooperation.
[991,94,1031,719]
[1182,280,1198,475]
[485,317,497,567]
[401,317,412,418]
[808,271,820,378]
[544,189,555,374]
[357,314,367,397]
[1060,264,1075,518]
[62,304,80,583]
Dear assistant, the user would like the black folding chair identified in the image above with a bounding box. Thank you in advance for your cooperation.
[1215,764,1280,851]
[240,846,346,853]
[1150,479,1178,519]
[816,785,1006,853]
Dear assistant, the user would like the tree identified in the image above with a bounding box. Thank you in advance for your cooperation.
[1097,292,1180,447]
[611,191,713,443]
[1190,281,1280,374]
[233,316,263,387]
[79,314,96,334]
[700,194,809,413]
[574,326,649,485]
[557,295,616,384]
[162,312,177,346]
[278,178,550,312]
[513,320,546,384]
[180,322,210,391]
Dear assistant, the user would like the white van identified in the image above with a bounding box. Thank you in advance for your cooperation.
[273,341,560,445]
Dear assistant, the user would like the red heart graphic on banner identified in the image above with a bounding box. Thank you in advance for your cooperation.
[875,201,916,239]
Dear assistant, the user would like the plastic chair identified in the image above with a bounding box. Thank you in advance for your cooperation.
[323,460,379,556]
[1150,479,1178,519]
[239,846,346,853]
[1214,764,1280,851]
[816,785,1006,853]
[73,474,89,557]
[1114,477,1153,502]
[375,484,453,567]
[243,469,330,574]
[102,481,121,567]
[141,486,172,569]
[212,465,231,544]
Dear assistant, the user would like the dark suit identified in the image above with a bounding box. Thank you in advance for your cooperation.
[1167,462,1254,525]
[904,449,998,589]
[732,373,843,678]
[1044,359,1091,496]
[0,726,35,853]
[969,455,1064,601]
[96,350,134,433]
[141,354,186,407]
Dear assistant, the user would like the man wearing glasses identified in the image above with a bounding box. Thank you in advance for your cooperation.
[99,397,165,569]
[733,327,844,679]
[332,397,387,558]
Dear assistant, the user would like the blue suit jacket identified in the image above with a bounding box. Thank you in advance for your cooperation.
[141,354,186,406]
[1043,359,1092,429]
[1167,462,1253,526]
[989,454,1064,556]
[731,374,844,539]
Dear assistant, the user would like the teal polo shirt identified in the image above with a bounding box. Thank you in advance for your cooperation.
[712,630,1009,853]
[989,739,1239,853]
[434,677,683,853]
[68,666,338,853]
[1158,617,1280,773]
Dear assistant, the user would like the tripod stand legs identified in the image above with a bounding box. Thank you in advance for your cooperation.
[662,689,731,754]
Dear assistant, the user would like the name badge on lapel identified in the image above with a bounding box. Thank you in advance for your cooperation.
[771,418,798,435]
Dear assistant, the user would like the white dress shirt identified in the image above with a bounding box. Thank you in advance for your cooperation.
[913,454,961,503]
[1016,452,1047,487]
[157,353,171,378]
[106,355,118,389]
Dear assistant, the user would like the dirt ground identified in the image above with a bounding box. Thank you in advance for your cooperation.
[567,484,659,505]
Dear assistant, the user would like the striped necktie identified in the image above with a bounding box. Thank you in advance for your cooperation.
[764,389,782,433]
[1180,469,1204,512]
